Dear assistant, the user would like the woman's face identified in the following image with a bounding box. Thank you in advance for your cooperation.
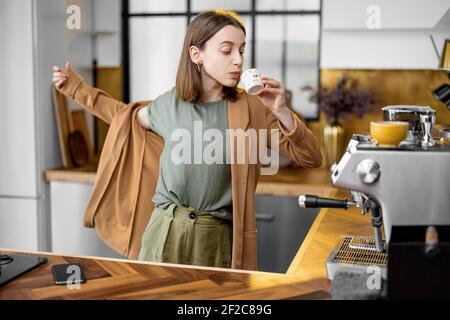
[199,25,246,88]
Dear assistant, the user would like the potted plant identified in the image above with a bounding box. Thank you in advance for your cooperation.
[303,75,376,167]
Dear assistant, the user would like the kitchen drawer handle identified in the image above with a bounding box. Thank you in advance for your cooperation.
[256,212,275,221]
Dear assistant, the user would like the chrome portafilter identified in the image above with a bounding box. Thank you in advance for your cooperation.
[298,194,385,252]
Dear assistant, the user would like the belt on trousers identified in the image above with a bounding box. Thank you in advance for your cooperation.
[172,204,228,224]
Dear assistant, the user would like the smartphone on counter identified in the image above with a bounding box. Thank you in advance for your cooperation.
[51,263,87,285]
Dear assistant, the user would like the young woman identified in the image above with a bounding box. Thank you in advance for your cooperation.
[52,10,322,270]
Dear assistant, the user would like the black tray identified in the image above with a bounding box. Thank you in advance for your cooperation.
[0,254,47,287]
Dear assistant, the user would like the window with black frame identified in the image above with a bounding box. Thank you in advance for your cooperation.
[123,0,321,120]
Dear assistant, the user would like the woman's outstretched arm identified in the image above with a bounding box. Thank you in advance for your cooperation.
[52,61,129,125]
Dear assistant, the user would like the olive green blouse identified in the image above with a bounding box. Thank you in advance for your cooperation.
[147,87,232,220]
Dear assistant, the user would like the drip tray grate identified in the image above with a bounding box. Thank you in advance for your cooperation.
[349,235,384,252]
[334,235,387,265]
[326,235,387,280]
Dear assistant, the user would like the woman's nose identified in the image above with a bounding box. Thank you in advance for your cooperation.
[233,52,243,67]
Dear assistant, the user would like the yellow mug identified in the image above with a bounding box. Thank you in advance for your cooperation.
[370,121,409,147]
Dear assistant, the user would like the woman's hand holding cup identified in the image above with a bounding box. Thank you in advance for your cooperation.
[257,75,288,116]
[240,68,288,116]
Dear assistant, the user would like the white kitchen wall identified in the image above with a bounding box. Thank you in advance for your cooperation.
[93,0,121,66]
[321,0,450,69]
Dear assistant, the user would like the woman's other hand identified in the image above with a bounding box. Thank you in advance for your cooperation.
[52,61,72,89]
[137,106,152,130]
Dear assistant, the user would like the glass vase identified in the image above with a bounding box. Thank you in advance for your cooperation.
[323,121,346,168]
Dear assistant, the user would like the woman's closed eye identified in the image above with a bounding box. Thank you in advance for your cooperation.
[221,50,245,55]
[220,47,232,55]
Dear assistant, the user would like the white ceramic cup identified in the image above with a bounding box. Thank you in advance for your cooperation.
[240,68,264,95]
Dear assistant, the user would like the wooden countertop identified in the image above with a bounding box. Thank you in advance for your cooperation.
[44,166,336,197]
[44,163,98,184]
[256,167,335,197]
[0,189,373,300]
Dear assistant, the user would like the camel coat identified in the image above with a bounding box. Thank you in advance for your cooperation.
[57,68,322,270]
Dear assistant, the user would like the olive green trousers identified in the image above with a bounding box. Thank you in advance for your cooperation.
[138,203,232,268]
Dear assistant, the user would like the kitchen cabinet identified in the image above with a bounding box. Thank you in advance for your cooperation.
[321,0,450,69]
[49,181,124,259]
[255,195,319,273]
[322,0,448,30]
[0,198,39,250]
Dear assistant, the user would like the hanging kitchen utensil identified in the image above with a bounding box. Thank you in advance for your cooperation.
[52,86,73,167]
[68,130,89,167]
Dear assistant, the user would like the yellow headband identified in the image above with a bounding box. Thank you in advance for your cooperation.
[211,9,245,29]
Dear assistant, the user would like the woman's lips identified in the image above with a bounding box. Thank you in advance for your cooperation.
[229,72,240,79]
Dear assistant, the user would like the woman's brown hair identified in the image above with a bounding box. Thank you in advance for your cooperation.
[176,10,246,103]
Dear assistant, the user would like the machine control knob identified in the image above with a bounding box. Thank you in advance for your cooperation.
[330,162,338,173]
[356,159,380,184]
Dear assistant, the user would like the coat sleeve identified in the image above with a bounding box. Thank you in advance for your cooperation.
[55,65,127,124]
[265,104,323,168]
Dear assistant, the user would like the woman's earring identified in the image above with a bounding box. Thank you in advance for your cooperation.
[197,63,201,72]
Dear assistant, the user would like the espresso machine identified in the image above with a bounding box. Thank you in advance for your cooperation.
[299,105,450,299]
